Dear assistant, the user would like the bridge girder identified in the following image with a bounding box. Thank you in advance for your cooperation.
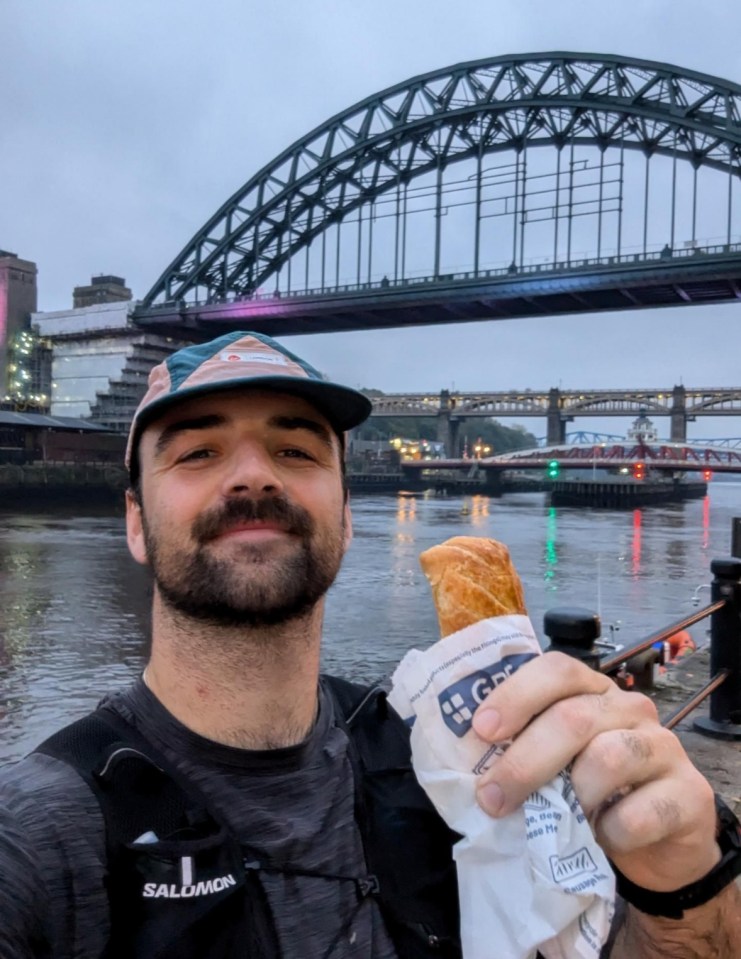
[685,389,741,413]
[368,387,741,418]
[141,53,741,310]
[561,397,670,415]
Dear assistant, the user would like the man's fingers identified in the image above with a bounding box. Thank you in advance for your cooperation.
[592,775,720,890]
[475,683,657,816]
[472,651,620,743]
[469,651,724,895]
[570,725,683,816]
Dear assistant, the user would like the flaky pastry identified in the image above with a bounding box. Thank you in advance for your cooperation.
[419,536,527,638]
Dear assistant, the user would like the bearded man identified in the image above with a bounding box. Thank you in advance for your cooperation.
[0,331,739,959]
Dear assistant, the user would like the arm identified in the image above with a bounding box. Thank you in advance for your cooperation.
[610,882,741,958]
[0,805,51,958]
[471,652,740,959]
[0,754,110,958]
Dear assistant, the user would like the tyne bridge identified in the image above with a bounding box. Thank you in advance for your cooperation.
[133,51,741,338]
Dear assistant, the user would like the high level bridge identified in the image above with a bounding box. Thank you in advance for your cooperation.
[133,52,741,338]
[368,385,741,450]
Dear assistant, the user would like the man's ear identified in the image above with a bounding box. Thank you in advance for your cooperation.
[342,498,353,552]
[125,489,149,566]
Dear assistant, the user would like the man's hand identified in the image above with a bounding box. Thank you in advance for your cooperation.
[471,651,721,893]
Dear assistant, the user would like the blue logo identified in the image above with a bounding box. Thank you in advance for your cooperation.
[437,653,537,737]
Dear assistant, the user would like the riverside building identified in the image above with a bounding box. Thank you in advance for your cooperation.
[0,251,42,405]
[31,276,186,433]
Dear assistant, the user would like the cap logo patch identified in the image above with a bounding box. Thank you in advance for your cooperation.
[219,350,290,366]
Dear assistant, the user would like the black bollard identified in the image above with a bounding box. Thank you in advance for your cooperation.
[694,557,741,741]
[732,517,741,560]
[543,607,602,670]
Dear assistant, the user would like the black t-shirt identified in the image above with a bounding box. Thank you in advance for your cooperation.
[0,678,399,959]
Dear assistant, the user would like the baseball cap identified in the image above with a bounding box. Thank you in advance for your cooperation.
[125,331,372,477]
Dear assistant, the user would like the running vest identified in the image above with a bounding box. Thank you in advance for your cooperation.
[36,676,462,959]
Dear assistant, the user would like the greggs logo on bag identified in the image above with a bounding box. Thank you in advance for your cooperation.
[437,653,537,737]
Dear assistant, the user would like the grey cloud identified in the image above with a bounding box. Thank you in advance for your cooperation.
[3,0,741,437]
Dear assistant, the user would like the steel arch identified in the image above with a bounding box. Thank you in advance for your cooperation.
[686,389,741,413]
[562,396,669,415]
[141,52,741,308]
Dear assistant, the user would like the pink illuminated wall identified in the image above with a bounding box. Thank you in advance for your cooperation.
[0,253,38,398]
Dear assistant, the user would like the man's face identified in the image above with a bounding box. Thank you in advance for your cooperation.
[126,389,351,629]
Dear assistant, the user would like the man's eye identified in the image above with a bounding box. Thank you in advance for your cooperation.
[279,448,313,460]
[179,448,214,462]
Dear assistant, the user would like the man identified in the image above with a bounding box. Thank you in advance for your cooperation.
[0,330,739,958]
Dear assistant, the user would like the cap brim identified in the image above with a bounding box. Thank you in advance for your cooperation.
[131,374,372,456]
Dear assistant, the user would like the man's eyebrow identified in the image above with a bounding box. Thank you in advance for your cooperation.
[153,413,227,458]
[268,415,335,449]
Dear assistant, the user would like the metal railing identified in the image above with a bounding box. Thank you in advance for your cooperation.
[543,527,741,742]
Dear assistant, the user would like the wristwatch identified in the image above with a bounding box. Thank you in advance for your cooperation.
[613,795,741,920]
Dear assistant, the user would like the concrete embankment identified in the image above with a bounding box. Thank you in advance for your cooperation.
[0,463,127,506]
[346,472,545,495]
[1,465,538,499]
[550,478,707,508]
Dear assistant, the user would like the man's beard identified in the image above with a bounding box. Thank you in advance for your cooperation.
[142,495,346,629]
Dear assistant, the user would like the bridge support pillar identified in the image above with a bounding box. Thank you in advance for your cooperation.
[436,417,461,457]
[670,385,688,442]
[547,388,567,445]
[437,390,461,457]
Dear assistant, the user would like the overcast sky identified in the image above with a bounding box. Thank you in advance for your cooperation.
[3,0,741,438]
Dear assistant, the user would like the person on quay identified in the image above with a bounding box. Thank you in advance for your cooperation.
[0,330,739,959]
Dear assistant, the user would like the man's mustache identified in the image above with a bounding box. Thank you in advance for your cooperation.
[192,496,314,542]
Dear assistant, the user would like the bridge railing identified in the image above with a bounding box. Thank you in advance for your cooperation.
[543,551,741,741]
[146,239,741,311]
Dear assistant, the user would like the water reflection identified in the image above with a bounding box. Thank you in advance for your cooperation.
[663,507,690,579]
[632,509,642,578]
[396,493,417,524]
[2,485,740,762]
[465,495,490,525]
[544,506,558,589]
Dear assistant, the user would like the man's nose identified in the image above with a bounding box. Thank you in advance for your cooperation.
[222,445,284,497]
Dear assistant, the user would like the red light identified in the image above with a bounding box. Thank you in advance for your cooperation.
[633,462,646,480]
[703,469,712,482]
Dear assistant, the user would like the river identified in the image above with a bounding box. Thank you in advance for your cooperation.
[1,485,739,763]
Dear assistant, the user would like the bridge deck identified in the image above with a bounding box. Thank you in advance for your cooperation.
[134,247,741,338]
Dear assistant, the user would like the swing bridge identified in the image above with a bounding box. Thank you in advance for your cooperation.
[395,442,741,475]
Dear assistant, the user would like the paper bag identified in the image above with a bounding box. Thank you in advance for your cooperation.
[389,614,615,959]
